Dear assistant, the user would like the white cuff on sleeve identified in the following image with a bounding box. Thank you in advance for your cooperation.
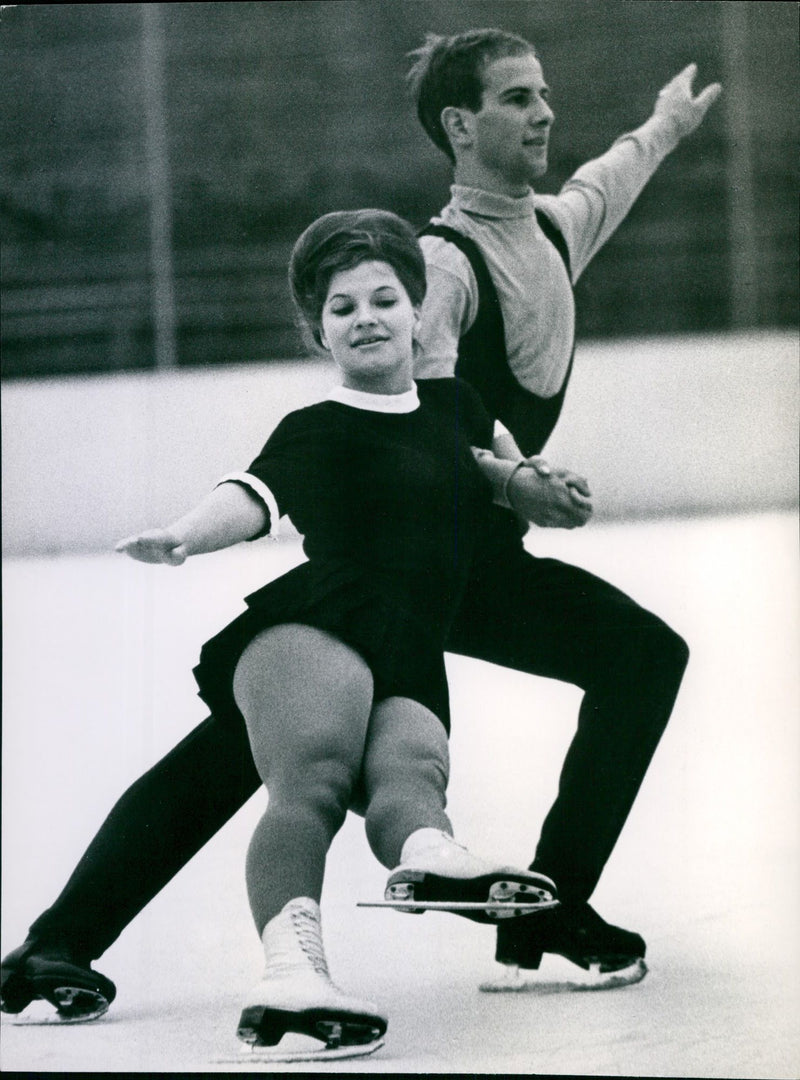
[215,472,281,538]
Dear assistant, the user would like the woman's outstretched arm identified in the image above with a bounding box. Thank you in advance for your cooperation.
[116,481,269,565]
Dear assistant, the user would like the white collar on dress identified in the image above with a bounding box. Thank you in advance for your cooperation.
[327,384,420,413]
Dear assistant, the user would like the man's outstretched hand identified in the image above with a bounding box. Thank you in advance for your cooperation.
[653,63,722,138]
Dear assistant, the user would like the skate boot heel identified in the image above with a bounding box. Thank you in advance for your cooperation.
[510,947,544,970]
[237,1005,387,1049]
[238,1005,292,1046]
[384,879,424,913]
[483,904,649,993]
[496,924,544,969]
[0,968,35,1014]
[0,942,116,1021]
[314,1014,387,1047]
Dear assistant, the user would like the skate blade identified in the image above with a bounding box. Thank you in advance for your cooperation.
[236,1004,387,1059]
[358,899,559,918]
[8,991,110,1025]
[213,1035,385,1064]
[479,956,648,993]
[386,871,556,903]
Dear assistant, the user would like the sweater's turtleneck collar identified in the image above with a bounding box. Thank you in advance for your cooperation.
[327,383,420,413]
[450,184,537,220]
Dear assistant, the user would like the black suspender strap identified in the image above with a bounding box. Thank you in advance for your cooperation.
[419,222,507,410]
[419,212,574,455]
[534,209,572,279]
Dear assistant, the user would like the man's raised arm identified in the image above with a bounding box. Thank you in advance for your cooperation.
[542,63,722,280]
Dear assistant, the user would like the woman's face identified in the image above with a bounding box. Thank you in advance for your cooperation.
[320,260,420,394]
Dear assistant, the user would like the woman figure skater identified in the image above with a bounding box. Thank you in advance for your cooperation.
[115,209,557,1054]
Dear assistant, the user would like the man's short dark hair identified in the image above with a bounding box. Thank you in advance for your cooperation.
[407,28,537,162]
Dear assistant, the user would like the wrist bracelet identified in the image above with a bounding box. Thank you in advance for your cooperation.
[502,461,528,509]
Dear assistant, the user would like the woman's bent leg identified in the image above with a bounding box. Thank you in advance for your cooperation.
[360,696,451,868]
[233,625,386,1049]
[360,697,556,922]
[233,624,373,934]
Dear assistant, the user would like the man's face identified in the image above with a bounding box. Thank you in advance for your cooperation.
[470,53,554,192]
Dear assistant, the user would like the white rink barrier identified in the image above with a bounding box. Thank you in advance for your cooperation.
[2,330,797,556]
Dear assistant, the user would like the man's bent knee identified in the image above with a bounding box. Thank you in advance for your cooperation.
[644,616,690,681]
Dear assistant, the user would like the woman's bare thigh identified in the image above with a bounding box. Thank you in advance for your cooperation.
[232,623,374,786]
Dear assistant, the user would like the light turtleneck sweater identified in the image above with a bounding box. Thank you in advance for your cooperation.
[415,113,683,399]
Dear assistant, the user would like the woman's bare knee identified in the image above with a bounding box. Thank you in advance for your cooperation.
[269,752,358,824]
[233,624,373,723]
[233,623,374,783]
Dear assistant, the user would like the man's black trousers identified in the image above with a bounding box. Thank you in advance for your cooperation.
[29,546,688,961]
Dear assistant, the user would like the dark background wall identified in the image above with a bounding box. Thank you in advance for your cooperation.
[1,1,797,377]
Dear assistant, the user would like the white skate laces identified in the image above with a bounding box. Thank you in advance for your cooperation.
[250,897,384,1018]
[268,894,328,980]
[234,897,388,1060]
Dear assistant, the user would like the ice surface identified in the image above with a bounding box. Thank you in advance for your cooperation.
[2,512,798,1075]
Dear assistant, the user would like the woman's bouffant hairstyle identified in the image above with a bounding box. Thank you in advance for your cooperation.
[289,209,427,349]
[407,28,537,162]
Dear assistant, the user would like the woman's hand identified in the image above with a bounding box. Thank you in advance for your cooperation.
[526,455,592,500]
[507,462,592,528]
[115,482,270,565]
[115,528,188,565]
[472,447,592,529]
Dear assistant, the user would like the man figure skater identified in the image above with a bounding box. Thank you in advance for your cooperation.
[407,29,718,988]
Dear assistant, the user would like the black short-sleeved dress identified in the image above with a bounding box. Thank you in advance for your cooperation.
[193,378,516,732]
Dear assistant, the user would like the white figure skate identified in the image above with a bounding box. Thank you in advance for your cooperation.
[232,897,386,1063]
[368,829,558,922]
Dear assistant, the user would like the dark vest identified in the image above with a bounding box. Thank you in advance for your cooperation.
[420,211,574,456]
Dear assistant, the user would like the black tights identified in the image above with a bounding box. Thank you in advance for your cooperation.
[28,715,260,962]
